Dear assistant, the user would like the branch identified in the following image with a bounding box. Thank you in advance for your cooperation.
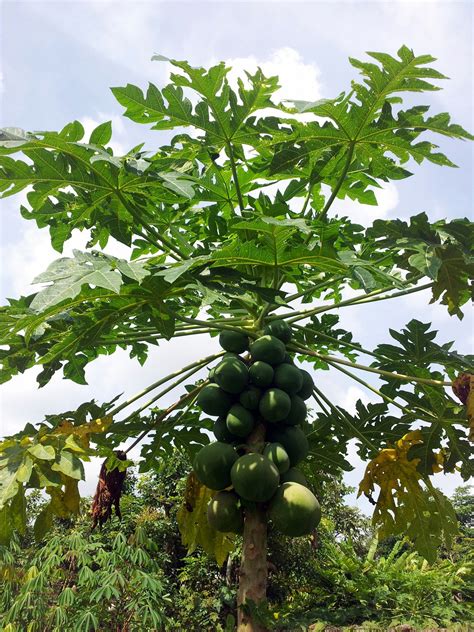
[292,323,380,360]
[271,281,432,324]
[170,311,258,337]
[320,141,356,220]
[109,351,224,417]
[289,343,453,388]
[226,141,245,213]
[319,356,439,422]
[124,380,205,455]
[100,328,211,346]
[311,385,377,452]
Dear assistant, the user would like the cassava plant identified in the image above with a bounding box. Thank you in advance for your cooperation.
[0,46,473,631]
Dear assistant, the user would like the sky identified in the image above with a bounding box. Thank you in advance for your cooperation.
[0,0,473,514]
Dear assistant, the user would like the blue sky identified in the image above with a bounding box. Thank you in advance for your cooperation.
[0,0,472,511]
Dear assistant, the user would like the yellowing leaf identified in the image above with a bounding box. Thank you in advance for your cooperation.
[63,478,80,513]
[177,472,236,566]
[358,430,458,562]
[53,415,113,448]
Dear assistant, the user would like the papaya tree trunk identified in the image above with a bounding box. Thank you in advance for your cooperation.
[237,422,269,632]
[237,505,268,631]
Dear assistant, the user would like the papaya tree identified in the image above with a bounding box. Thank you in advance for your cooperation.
[0,46,473,631]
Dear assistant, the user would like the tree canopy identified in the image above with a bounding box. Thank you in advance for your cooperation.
[0,45,473,581]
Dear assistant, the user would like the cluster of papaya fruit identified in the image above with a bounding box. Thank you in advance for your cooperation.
[193,321,321,538]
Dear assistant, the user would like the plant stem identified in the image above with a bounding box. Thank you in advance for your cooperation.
[101,328,211,346]
[321,357,438,422]
[109,351,224,418]
[320,141,355,220]
[237,422,268,632]
[226,141,245,213]
[272,282,432,324]
[124,380,206,455]
[292,323,380,360]
[312,385,377,452]
[120,360,208,424]
[289,344,453,388]
[170,312,259,337]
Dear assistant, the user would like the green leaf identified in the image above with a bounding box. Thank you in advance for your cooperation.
[28,444,56,461]
[159,171,195,199]
[431,244,474,318]
[34,505,54,541]
[16,455,33,483]
[30,250,123,312]
[0,466,20,508]
[0,505,13,544]
[51,450,85,480]
[177,472,236,566]
[89,120,113,145]
[10,486,26,535]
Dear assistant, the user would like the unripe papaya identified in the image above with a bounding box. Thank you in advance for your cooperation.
[207,491,243,533]
[267,426,308,466]
[219,330,249,354]
[213,416,240,443]
[273,364,304,395]
[284,395,307,426]
[249,335,286,365]
[231,454,280,502]
[263,319,292,343]
[197,384,233,417]
[297,370,314,400]
[280,467,308,486]
[214,359,248,394]
[248,361,274,388]
[226,404,255,438]
[259,388,291,423]
[263,442,290,474]
[269,482,321,536]
[193,442,238,490]
[239,386,261,410]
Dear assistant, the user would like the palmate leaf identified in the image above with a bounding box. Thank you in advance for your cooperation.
[0,406,113,543]
[266,46,472,209]
[368,214,474,317]
[115,55,280,147]
[29,250,150,313]
[372,319,474,380]
[358,430,459,562]
[176,472,236,566]
[0,127,194,253]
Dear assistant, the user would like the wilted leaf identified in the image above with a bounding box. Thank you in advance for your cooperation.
[177,472,236,566]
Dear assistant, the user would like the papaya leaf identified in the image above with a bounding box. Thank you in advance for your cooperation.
[34,505,54,541]
[27,444,56,461]
[177,472,236,566]
[51,450,85,480]
[358,430,459,562]
[89,120,113,145]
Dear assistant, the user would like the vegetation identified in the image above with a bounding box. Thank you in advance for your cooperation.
[0,455,472,631]
[0,45,473,629]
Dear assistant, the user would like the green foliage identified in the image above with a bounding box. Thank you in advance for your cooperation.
[0,454,472,631]
[0,46,473,569]
[0,523,172,631]
[267,526,473,630]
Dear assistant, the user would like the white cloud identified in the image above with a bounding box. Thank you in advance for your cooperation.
[333,181,400,226]
[79,113,128,156]
[226,47,322,103]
